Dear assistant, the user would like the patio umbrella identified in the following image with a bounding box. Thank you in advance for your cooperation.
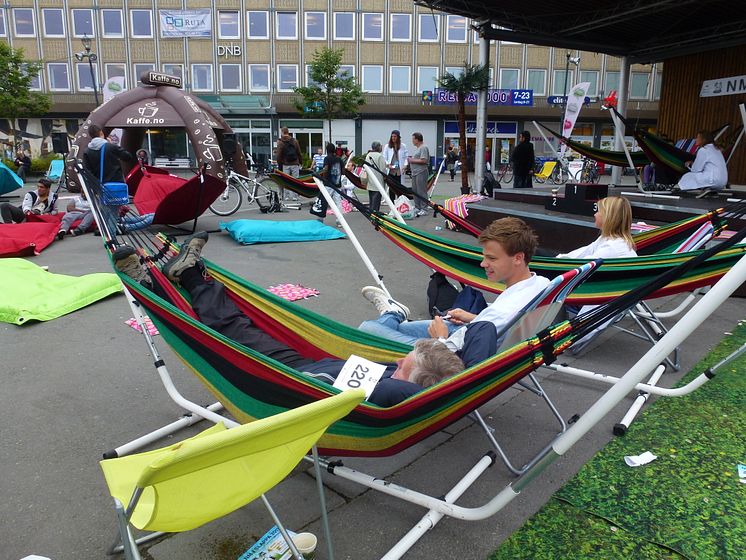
[0,161,23,196]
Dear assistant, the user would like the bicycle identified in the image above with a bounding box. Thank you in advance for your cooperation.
[579,159,601,184]
[549,156,570,185]
[209,169,278,216]
[495,163,513,183]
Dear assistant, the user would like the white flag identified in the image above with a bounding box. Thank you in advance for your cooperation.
[560,82,590,156]
[102,77,126,145]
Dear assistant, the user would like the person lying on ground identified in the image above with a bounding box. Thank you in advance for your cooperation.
[57,190,94,239]
[0,178,57,223]
[112,232,506,407]
[358,217,551,351]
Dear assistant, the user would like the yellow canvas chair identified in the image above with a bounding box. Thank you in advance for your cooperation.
[100,390,365,560]
[534,160,557,183]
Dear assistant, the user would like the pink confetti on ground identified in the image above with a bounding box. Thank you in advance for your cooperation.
[268,284,320,301]
[125,316,159,336]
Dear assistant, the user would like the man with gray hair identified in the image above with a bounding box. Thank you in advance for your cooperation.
[365,140,388,212]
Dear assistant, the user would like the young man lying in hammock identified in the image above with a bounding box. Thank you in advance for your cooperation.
[359,217,551,351]
[112,233,501,407]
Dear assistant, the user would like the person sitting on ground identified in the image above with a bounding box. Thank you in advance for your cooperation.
[674,130,728,195]
[112,232,474,407]
[556,196,637,259]
[57,190,94,239]
[14,150,31,183]
[0,178,57,223]
[83,124,134,184]
[358,217,551,351]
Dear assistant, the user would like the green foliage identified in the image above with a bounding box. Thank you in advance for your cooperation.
[293,47,365,139]
[301,152,313,170]
[4,155,60,175]
[0,43,52,150]
[437,64,490,96]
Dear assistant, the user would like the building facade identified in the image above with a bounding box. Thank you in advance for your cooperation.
[2,0,660,165]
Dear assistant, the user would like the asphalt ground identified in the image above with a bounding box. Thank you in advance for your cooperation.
[3,176,745,560]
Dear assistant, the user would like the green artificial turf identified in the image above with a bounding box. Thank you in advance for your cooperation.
[491,323,746,560]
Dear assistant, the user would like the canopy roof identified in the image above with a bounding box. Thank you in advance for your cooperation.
[416,0,746,63]
[198,95,273,115]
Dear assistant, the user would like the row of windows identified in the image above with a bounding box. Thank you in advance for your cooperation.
[1,7,152,38]
[35,61,661,100]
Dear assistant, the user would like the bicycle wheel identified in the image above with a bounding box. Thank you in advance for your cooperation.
[209,183,242,216]
[495,166,506,183]
[502,165,513,183]
[247,179,276,209]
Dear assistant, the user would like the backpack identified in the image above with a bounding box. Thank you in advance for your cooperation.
[426,272,460,318]
[451,285,488,315]
[281,139,299,162]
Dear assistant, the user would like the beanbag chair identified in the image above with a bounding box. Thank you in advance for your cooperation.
[0,258,122,324]
[220,219,346,245]
[0,215,62,257]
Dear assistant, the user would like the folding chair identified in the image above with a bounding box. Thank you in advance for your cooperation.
[100,390,364,560]
[46,159,65,182]
[471,259,601,475]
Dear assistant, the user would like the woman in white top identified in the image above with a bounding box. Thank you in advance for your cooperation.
[382,130,408,185]
[558,196,637,259]
[677,130,728,192]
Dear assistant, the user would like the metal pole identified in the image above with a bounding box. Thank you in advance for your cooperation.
[88,55,100,106]
[611,56,630,186]
[561,53,570,139]
[475,26,490,193]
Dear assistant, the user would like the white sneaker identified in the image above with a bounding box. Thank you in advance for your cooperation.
[416,209,428,217]
[361,286,410,319]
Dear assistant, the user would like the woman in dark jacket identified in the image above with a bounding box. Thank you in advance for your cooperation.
[511,131,535,189]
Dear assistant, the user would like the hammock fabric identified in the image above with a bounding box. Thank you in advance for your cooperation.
[266,170,319,199]
[83,162,746,458]
[125,164,227,225]
[365,212,746,306]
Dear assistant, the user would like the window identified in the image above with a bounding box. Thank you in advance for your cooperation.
[417,66,438,93]
[0,10,5,36]
[42,9,65,37]
[218,11,239,39]
[163,64,183,80]
[390,13,411,41]
[247,11,268,39]
[277,65,298,91]
[220,64,241,92]
[249,64,270,91]
[134,63,155,85]
[105,63,126,86]
[101,10,123,37]
[76,63,98,91]
[653,72,662,100]
[362,13,383,41]
[22,64,41,90]
[526,69,546,96]
[605,71,620,95]
[276,12,297,39]
[552,69,574,95]
[48,63,70,91]
[338,65,355,79]
[418,13,439,42]
[446,15,466,42]
[361,65,383,93]
[499,68,519,90]
[131,10,152,38]
[334,12,354,40]
[579,70,599,96]
[390,66,411,94]
[305,65,319,87]
[13,8,35,37]
[630,72,650,99]
[445,66,464,78]
[191,64,213,91]
[72,9,94,37]
[305,12,326,40]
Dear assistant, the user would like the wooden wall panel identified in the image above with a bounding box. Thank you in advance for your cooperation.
[659,46,746,184]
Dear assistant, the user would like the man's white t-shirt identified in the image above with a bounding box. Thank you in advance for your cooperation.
[443,273,551,352]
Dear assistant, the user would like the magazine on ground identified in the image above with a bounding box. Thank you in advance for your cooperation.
[238,525,297,560]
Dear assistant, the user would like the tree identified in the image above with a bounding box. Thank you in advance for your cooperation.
[438,64,490,193]
[293,47,365,142]
[0,42,51,152]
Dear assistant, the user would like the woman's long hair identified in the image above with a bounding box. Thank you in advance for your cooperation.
[598,196,635,250]
[388,131,401,152]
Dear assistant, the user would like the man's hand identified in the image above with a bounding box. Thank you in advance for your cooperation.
[67,202,76,212]
[447,308,476,325]
[428,316,450,339]
[32,209,41,215]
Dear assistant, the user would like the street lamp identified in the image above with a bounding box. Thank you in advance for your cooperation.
[560,52,581,141]
[75,34,99,106]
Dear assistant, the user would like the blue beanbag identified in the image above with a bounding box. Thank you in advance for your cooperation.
[220,219,346,245]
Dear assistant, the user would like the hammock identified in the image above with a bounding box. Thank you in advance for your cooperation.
[266,170,319,199]
[125,164,227,225]
[363,211,746,306]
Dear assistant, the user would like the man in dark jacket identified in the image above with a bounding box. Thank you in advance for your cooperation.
[14,151,31,182]
[112,232,481,408]
[274,127,302,200]
[511,131,535,189]
[83,124,134,184]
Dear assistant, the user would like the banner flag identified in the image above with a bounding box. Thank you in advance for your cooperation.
[560,82,590,156]
[159,9,211,38]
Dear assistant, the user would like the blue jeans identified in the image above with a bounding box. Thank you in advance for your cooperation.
[359,313,461,345]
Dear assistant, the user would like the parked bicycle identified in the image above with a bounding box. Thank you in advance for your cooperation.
[209,168,278,216]
[495,162,513,183]
[579,159,601,184]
